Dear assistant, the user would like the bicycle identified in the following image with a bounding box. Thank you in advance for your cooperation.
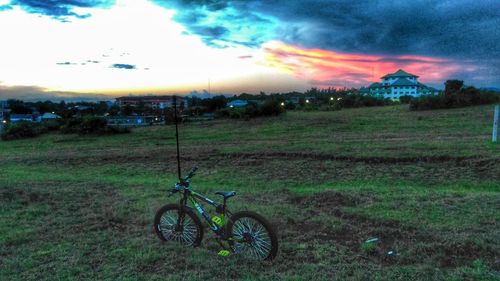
[153,166,279,261]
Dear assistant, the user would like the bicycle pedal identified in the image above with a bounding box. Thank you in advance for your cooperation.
[218,250,231,257]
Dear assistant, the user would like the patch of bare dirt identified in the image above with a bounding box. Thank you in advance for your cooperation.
[0,188,52,205]
[220,152,486,164]
[290,190,372,209]
[272,190,498,268]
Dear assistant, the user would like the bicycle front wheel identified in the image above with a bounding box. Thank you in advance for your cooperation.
[154,204,203,247]
[227,211,278,261]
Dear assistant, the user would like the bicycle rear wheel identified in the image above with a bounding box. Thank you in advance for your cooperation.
[154,204,203,247]
[227,211,278,261]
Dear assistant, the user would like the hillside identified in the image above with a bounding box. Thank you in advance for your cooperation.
[1,105,499,280]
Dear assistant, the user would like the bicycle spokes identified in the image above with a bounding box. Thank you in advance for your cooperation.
[231,217,273,260]
[159,213,197,245]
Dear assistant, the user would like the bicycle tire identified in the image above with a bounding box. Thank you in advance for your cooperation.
[154,204,203,247]
[227,211,278,261]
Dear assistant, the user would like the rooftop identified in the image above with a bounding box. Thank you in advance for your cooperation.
[390,78,418,87]
[381,69,418,79]
[116,96,183,101]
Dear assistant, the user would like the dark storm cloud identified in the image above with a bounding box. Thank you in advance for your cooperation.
[0,84,111,101]
[57,60,100,65]
[152,0,277,48]
[56,61,77,65]
[152,0,500,60]
[111,64,136,70]
[0,4,12,11]
[9,0,115,20]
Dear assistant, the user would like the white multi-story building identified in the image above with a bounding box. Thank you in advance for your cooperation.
[361,69,440,99]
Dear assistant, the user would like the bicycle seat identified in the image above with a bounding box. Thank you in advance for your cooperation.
[215,191,236,199]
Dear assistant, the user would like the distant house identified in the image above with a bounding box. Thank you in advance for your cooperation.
[106,116,155,126]
[116,96,186,109]
[365,69,440,99]
[41,113,61,121]
[10,114,35,123]
[288,97,301,105]
[72,105,92,111]
[227,100,248,108]
[0,107,10,119]
[0,101,9,117]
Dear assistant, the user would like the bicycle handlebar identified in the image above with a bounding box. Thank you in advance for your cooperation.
[185,165,198,180]
[171,166,198,194]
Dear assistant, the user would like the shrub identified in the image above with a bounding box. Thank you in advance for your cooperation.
[104,126,131,134]
[333,94,395,110]
[244,103,259,118]
[1,121,48,141]
[215,100,285,119]
[284,103,296,110]
[42,119,63,131]
[260,100,284,116]
[60,117,130,135]
[60,118,83,134]
[215,108,230,118]
[79,116,107,134]
[409,95,443,110]
[410,88,500,110]
[399,95,412,104]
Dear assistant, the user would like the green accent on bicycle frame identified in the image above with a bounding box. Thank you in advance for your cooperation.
[211,215,224,227]
[218,250,231,257]
[188,193,217,229]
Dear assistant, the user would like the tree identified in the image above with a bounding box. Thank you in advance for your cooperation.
[202,95,226,111]
[444,80,463,96]
[122,105,133,116]
[7,100,32,114]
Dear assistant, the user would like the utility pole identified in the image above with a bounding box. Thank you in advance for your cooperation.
[173,95,182,180]
[493,104,499,143]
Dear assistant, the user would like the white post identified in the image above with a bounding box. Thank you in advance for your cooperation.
[493,104,499,143]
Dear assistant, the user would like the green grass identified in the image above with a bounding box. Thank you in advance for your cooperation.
[1,104,499,280]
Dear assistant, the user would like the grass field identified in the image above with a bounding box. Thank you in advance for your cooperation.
[1,105,499,280]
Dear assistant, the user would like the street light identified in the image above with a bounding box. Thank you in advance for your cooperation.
[330,97,334,101]
[280,102,285,106]
[305,99,310,103]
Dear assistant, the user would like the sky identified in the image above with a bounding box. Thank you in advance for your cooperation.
[0,0,499,100]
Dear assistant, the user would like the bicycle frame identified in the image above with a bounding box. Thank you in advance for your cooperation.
[178,186,229,234]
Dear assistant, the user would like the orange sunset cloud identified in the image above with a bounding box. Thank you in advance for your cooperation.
[262,41,473,88]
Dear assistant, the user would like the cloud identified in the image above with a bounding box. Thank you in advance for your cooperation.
[262,41,469,88]
[9,0,115,20]
[0,4,12,11]
[111,63,136,70]
[57,60,100,65]
[152,0,500,61]
[151,0,278,48]
[56,61,77,65]
[151,0,500,86]
[0,83,112,101]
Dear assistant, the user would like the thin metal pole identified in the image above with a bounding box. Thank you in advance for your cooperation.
[173,95,181,180]
[493,104,499,143]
